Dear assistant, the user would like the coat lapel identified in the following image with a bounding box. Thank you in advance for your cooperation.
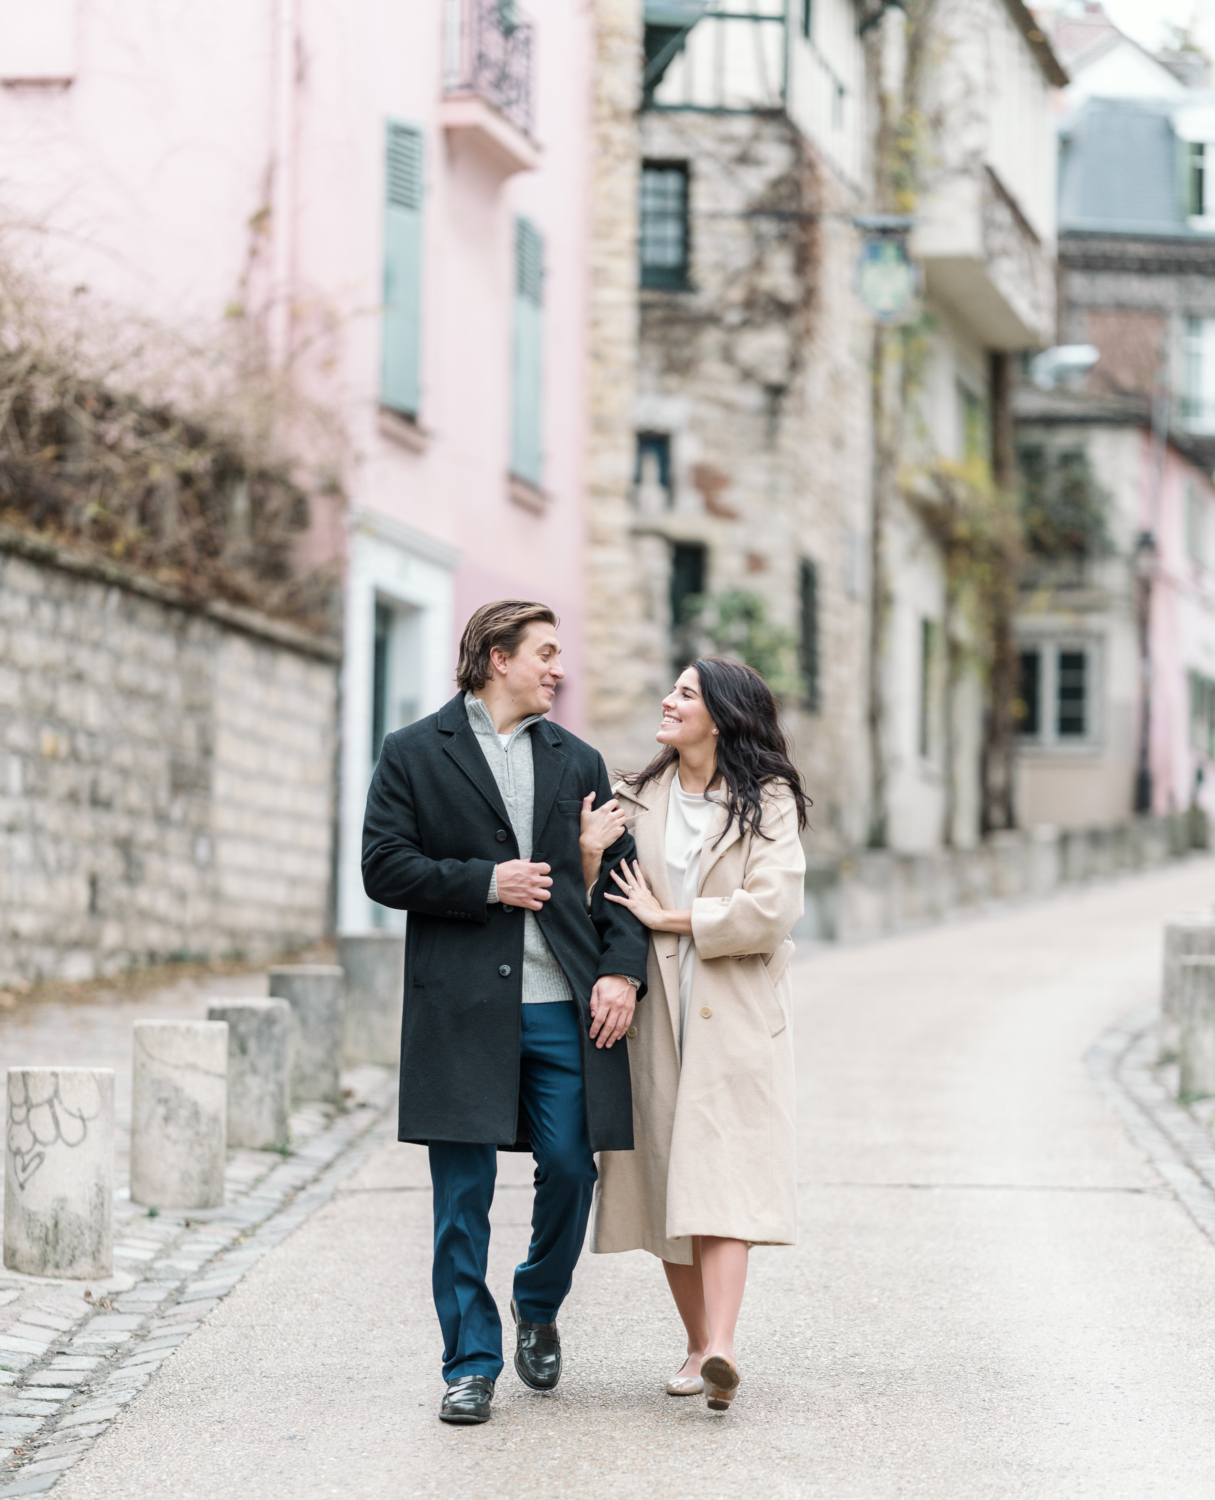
[529,720,567,844]
[618,764,681,1050]
[438,699,512,829]
[696,799,743,892]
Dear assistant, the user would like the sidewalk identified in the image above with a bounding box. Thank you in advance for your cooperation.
[13,862,1215,1497]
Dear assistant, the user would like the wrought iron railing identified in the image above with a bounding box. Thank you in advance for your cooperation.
[444,0,535,137]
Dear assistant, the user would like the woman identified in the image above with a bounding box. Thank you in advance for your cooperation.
[585,656,807,1413]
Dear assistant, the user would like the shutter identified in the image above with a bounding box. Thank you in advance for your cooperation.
[511,217,544,487]
[381,122,424,416]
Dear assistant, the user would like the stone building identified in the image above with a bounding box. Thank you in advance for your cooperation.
[1011,87,1215,826]
[587,0,874,852]
[586,0,1064,856]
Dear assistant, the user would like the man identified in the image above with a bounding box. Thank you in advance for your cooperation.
[362,600,648,1426]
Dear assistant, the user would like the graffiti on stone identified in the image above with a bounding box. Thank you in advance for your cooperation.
[6,1072,104,1191]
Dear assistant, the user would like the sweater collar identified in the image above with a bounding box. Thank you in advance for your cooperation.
[463,690,544,747]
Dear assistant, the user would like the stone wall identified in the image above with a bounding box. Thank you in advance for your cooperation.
[801,811,1209,943]
[0,536,338,986]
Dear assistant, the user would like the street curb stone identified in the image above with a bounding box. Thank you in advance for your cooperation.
[0,1083,397,1496]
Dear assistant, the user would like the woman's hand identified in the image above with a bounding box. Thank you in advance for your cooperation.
[580,792,626,855]
[580,792,627,894]
[604,859,691,934]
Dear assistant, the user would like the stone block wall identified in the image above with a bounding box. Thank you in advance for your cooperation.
[0,541,338,986]
[801,812,1208,944]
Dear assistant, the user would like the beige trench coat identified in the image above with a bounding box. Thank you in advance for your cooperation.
[590,763,805,1264]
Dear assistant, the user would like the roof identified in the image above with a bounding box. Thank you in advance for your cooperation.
[1058,97,1194,236]
[1004,0,1069,87]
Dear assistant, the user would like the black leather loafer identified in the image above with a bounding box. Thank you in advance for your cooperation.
[439,1374,495,1424]
[511,1295,562,1391]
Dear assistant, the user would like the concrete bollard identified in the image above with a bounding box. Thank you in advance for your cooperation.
[1178,956,1215,1101]
[267,965,344,1104]
[206,1000,292,1150]
[1161,912,1215,1059]
[4,1068,114,1278]
[131,1021,228,1209]
[337,934,404,1066]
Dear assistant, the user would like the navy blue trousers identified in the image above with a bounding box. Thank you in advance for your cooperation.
[428,1000,597,1382]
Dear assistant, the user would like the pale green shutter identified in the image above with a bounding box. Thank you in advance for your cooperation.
[381,122,424,416]
[511,217,544,487]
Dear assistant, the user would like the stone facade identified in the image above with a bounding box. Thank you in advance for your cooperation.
[0,539,338,986]
[621,109,873,848]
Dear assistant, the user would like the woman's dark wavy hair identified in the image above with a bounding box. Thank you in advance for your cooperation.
[622,656,810,843]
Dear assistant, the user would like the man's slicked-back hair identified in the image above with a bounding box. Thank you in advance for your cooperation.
[456,600,558,693]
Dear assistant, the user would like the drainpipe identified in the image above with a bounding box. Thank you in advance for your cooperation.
[1134,392,1168,814]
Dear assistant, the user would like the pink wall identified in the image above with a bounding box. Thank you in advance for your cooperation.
[1143,433,1215,817]
[0,0,594,729]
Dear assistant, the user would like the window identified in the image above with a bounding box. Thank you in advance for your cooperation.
[918,619,937,757]
[799,559,820,713]
[511,216,545,487]
[1016,649,1041,738]
[640,163,690,291]
[1184,316,1215,434]
[1190,142,1207,218]
[1016,643,1097,747]
[1187,483,1208,567]
[1056,650,1087,738]
[959,382,988,466]
[670,542,707,664]
[801,0,812,39]
[1191,670,1215,758]
[0,0,75,82]
[381,122,425,417]
[635,432,672,507]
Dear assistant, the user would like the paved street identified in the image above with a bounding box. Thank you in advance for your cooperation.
[31,859,1215,1499]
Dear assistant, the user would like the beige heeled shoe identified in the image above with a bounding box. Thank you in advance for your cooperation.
[700,1354,740,1411]
[665,1372,704,1396]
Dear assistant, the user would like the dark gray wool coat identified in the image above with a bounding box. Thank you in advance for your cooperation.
[361,693,649,1152]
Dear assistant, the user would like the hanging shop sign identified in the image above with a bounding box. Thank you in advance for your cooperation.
[856,232,920,324]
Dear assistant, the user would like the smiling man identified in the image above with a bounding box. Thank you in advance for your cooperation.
[361,600,648,1426]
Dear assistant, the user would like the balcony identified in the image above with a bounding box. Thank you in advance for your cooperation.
[646,1,786,114]
[913,166,1055,351]
[442,0,540,177]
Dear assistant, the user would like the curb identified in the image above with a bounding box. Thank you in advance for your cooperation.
[0,1088,397,1496]
[1086,1004,1215,1248]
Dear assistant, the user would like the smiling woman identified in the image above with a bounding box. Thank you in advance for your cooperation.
[591,656,808,1414]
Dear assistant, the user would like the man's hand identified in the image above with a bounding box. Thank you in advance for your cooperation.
[495,860,552,911]
[588,974,636,1049]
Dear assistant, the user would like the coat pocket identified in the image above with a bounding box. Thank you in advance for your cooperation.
[755,950,790,1038]
[557,799,584,815]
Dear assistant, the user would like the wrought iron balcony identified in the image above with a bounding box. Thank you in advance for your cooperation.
[444,0,535,139]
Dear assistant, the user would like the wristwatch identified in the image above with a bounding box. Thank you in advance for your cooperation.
[624,976,642,989]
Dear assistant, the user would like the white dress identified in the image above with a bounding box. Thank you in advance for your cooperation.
[664,774,719,1053]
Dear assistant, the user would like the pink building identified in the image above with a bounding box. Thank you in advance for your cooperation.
[0,0,594,931]
[1014,389,1215,829]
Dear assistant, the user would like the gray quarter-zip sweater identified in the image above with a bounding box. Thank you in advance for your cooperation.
[466,692,574,1005]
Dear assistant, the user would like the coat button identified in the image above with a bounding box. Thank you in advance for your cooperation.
[499,964,511,977]
[502,904,514,913]
[495,829,508,842]
[700,1006,712,1019]
[626,1025,638,1039]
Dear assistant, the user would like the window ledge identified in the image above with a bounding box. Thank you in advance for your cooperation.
[2,77,73,89]
[440,94,541,179]
[378,406,429,454]
[508,474,548,514]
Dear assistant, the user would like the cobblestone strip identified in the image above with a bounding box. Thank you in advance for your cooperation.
[0,1088,397,1496]
[1086,1004,1215,1248]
